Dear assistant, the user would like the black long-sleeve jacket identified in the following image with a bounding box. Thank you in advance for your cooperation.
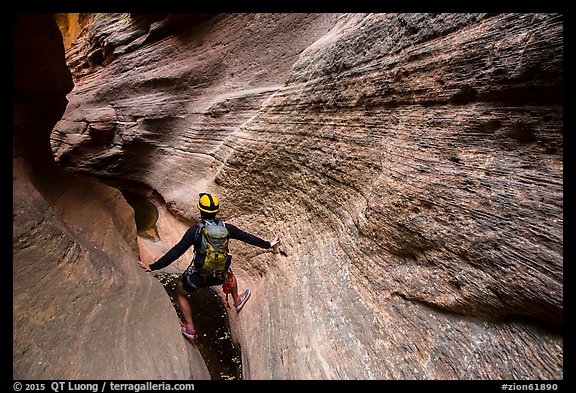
[148,220,271,271]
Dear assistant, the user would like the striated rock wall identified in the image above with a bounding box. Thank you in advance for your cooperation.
[51,13,562,379]
[50,13,344,220]
[219,13,563,379]
[13,14,209,380]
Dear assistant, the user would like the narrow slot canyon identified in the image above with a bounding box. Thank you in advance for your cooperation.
[122,191,242,380]
[13,13,563,381]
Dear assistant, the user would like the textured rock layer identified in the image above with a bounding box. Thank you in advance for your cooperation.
[13,14,209,380]
[50,13,562,379]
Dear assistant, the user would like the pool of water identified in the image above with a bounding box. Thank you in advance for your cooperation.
[156,273,242,380]
[122,191,159,239]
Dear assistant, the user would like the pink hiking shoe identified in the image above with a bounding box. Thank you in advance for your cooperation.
[180,322,197,341]
[234,289,251,312]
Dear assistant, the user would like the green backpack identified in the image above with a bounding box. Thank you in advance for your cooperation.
[198,220,230,279]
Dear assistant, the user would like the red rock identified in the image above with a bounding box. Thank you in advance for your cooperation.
[32,13,564,379]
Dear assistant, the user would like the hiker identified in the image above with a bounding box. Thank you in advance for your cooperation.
[138,192,281,341]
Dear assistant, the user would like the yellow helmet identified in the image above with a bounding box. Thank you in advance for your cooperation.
[197,193,220,213]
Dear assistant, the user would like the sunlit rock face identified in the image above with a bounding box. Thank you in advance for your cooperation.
[52,13,562,379]
[51,13,343,220]
[13,14,209,380]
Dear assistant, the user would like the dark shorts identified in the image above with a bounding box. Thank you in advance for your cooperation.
[181,271,225,293]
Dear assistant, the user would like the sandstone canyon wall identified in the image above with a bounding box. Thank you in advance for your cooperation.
[44,13,562,379]
[13,14,209,379]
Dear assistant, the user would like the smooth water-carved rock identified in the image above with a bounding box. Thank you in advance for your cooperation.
[51,13,562,379]
[50,13,343,217]
[13,14,209,380]
[219,13,563,379]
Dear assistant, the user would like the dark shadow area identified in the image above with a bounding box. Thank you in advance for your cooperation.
[122,191,159,239]
[156,273,242,380]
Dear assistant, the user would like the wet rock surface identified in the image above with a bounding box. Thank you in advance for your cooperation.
[41,13,563,379]
[156,273,242,380]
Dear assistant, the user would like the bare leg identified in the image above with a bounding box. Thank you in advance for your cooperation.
[175,280,195,330]
[229,272,239,304]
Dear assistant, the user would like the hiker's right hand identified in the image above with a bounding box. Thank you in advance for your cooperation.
[138,260,152,272]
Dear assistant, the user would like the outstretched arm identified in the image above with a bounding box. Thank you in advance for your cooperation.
[226,223,281,249]
[138,225,199,272]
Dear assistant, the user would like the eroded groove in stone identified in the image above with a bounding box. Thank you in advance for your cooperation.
[41,13,564,379]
